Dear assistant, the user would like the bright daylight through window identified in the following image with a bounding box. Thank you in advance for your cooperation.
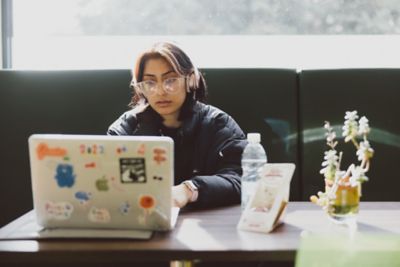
[11,0,400,69]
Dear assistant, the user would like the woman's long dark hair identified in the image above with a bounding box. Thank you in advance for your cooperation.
[129,42,207,113]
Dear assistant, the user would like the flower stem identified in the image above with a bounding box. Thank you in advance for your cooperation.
[351,137,360,150]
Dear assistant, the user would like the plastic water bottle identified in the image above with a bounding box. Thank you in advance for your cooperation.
[241,133,267,210]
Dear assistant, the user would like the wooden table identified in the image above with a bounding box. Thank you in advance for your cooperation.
[0,202,399,266]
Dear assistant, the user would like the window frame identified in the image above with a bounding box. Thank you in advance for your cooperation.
[1,0,12,69]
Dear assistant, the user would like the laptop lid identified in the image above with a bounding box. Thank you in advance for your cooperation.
[28,134,175,231]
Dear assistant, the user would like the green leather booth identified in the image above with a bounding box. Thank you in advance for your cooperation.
[204,69,300,200]
[0,70,131,226]
[1,68,399,227]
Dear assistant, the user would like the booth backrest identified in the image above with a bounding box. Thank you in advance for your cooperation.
[0,70,131,226]
[1,68,399,227]
[0,68,300,226]
[204,69,300,200]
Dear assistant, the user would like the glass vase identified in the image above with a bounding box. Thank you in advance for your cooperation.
[327,182,361,225]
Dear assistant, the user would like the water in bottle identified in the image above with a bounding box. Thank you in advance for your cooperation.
[241,133,267,210]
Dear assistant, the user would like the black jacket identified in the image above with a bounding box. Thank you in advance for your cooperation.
[107,101,247,208]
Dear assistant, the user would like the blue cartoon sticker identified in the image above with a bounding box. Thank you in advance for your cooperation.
[75,191,92,205]
[54,163,76,188]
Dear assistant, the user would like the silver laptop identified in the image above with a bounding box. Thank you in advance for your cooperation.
[23,134,178,238]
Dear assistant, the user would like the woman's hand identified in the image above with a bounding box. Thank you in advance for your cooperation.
[172,183,192,208]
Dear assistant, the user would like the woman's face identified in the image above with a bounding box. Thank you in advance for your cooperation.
[141,57,187,123]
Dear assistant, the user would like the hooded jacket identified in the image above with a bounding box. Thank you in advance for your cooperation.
[107,101,247,208]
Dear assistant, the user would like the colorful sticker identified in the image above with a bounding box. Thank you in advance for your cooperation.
[116,145,127,154]
[153,147,167,164]
[119,201,130,215]
[80,144,104,155]
[119,158,146,183]
[84,162,96,168]
[95,176,109,191]
[88,207,111,223]
[55,163,76,188]
[138,195,156,225]
[139,195,156,210]
[74,191,92,205]
[45,201,74,220]
[137,144,146,155]
[36,143,67,160]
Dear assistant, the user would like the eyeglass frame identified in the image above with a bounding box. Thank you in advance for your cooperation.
[132,76,188,96]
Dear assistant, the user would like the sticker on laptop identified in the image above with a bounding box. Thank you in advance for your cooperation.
[153,147,167,165]
[36,143,67,160]
[138,194,156,224]
[88,207,111,223]
[84,162,96,168]
[137,143,146,155]
[139,194,156,211]
[119,158,146,183]
[45,201,74,220]
[153,175,163,181]
[95,176,109,191]
[116,145,127,154]
[80,144,105,155]
[75,191,92,205]
[54,163,76,188]
[119,201,131,215]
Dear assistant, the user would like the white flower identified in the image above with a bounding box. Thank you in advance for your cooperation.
[358,116,371,135]
[322,150,338,164]
[343,111,359,142]
[344,110,359,121]
[320,150,339,180]
[349,166,364,186]
[326,131,336,143]
[324,121,332,131]
[356,140,374,161]
[324,121,338,149]
[349,165,369,186]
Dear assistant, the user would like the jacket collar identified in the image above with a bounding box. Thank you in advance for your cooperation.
[134,101,202,137]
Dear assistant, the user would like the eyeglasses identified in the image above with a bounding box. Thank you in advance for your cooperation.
[133,77,186,96]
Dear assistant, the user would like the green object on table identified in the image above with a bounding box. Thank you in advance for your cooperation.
[295,233,400,267]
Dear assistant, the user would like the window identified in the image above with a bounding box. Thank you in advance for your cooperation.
[8,0,400,69]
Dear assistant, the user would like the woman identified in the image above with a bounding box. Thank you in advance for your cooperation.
[108,42,247,209]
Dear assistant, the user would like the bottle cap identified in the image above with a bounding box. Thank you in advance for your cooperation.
[247,133,261,143]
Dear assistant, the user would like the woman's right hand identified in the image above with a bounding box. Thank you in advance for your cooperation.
[172,183,192,208]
